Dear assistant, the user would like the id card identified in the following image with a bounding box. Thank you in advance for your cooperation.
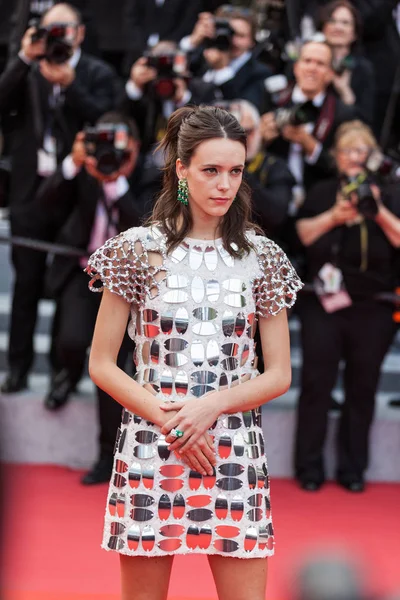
[315,263,353,313]
[37,135,57,177]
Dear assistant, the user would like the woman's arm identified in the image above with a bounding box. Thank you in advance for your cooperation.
[375,204,400,247]
[162,309,292,452]
[296,196,359,246]
[89,288,170,427]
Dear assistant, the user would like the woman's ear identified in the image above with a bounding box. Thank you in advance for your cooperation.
[176,158,187,180]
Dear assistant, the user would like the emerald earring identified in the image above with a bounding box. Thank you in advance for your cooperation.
[177,178,189,206]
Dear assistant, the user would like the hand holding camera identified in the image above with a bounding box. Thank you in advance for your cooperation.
[130,57,157,90]
[190,12,215,48]
[331,193,359,225]
[21,27,46,61]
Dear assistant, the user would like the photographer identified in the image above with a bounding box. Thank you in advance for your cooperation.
[121,40,218,204]
[35,111,142,484]
[260,39,356,210]
[0,2,118,394]
[180,7,271,111]
[318,0,375,124]
[294,120,400,493]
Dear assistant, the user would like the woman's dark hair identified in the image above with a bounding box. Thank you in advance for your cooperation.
[318,0,363,44]
[150,105,260,258]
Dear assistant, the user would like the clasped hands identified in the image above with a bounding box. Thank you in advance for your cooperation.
[160,395,221,476]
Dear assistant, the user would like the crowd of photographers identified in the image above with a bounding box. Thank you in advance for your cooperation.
[0,0,399,491]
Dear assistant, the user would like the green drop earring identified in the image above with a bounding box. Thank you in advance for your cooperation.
[177,178,189,206]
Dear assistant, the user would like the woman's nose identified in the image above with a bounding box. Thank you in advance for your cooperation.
[217,174,230,190]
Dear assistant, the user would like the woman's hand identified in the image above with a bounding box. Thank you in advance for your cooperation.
[331,193,359,225]
[176,432,216,476]
[160,396,220,452]
[333,70,355,105]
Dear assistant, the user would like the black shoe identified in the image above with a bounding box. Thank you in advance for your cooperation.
[81,456,113,485]
[298,478,323,492]
[1,371,28,394]
[44,369,75,411]
[388,397,400,408]
[337,476,365,493]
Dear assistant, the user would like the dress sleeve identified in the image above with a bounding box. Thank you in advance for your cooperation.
[84,231,144,304]
[253,237,303,317]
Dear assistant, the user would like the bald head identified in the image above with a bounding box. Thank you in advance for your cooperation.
[42,3,82,27]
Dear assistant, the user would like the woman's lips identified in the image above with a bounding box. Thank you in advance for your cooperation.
[212,197,230,203]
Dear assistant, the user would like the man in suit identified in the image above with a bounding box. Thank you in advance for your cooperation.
[35,111,142,483]
[0,2,118,394]
[181,7,271,112]
[123,0,202,68]
[121,40,218,208]
[260,39,356,206]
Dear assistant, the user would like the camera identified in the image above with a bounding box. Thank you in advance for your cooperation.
[341,173,378,218]
[273,101,320,130]
[30,20,75,64]
[84,124,130,176]
[332,55,355,76]
[144,51,187,100]
[204,18,235,52]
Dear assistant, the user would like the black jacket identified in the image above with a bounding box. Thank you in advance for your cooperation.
[218,56,271,112]
[341,55,375,125]
[34,166,143,296]
[0,52,118,214]
[261,87,357,191]
[124,0,202,65]
[246,152,295,237]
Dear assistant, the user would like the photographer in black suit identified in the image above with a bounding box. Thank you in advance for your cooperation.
[35,111,142,483]
[181,7,271,112]
[121,40,218,206]
[260,39,356,210]
[0,2,118,394]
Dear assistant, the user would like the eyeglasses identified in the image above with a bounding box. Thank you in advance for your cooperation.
[327,17,354,27]
[338,146,371,156]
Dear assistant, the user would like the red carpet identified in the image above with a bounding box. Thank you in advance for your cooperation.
[1,465,399,600]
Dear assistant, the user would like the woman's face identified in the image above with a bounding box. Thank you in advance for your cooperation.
[335,136,371,177]
[176,137,246,226]
[323,6,356,48]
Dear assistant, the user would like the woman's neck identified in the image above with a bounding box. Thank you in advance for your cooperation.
[332,45,350,62]
[185,214,222,241]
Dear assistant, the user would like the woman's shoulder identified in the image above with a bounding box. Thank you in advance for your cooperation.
[106,225,166,250]
[246,231,288,257]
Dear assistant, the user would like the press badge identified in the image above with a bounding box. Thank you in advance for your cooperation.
[315,262,352,313]
[37,135,57,177]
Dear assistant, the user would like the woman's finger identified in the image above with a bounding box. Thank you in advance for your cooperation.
[160,401,184,412]
[186,446,213,475]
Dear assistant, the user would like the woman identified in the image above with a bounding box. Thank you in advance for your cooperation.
[319,0,375,125]
[295,120,400,493]
[86,106,302,600]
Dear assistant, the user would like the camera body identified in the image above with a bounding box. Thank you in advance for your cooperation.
[30,21,75,64]
[144,51,187,99]
[84,124,130,176]
[273,100,320,130]
[332,55,355,76]
[204,18,235,52]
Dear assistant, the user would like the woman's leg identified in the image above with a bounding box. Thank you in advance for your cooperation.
[120,555,174,600]
[208,555,268,600]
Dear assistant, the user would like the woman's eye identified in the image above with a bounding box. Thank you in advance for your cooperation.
[204,168,217,174]
[231,169,243,175]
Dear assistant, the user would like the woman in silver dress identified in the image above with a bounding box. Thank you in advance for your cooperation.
[86,105,302,600]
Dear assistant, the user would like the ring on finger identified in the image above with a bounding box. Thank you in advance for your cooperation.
[170,428,184,440]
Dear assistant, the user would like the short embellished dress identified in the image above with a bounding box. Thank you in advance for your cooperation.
[86,224,302,559]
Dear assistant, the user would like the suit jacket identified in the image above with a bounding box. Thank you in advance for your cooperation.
[34,166,144,296]
[219,56,271,113]
[0,52,118,216]
[120,77,219,152]
[262,87,357,191]
[124,0,202,65]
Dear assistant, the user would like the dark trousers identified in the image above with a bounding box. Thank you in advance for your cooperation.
[295,294,397,481]
[8,218,54,375]
[54,268,135,458]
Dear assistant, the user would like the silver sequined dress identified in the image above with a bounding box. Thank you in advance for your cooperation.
[86,225,302,558]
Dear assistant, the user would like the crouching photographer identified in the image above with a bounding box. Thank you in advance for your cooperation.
[34,112,143,484]
[294,120,400,493]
